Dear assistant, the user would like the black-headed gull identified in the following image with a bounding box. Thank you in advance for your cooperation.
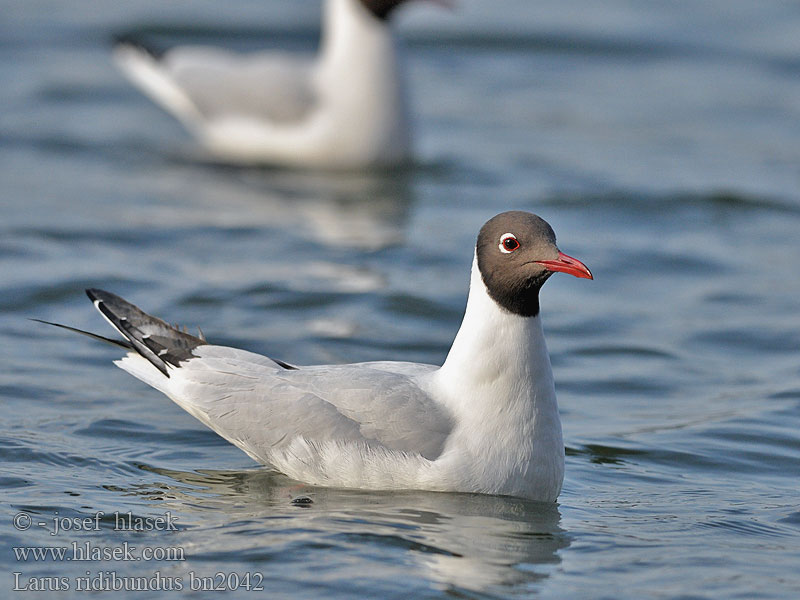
[114,0,436,168]
[41,212,591,501]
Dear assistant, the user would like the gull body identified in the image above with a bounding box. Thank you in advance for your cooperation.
[44,212,592,501]
[114,0,417,168]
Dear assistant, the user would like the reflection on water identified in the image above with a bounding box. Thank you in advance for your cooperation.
[251,169,416,251]
[110,465,568,593]
[126,156,418,251]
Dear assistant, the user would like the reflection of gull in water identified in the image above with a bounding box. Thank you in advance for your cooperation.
[122,466,569,592]
[367,492,567,591]
[410,499,565,590]
[140,166,415,251]
[108,166,415,344]
[272,171,413,250]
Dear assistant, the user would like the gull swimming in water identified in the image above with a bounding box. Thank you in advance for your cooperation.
[114,0,438,168]
[40,212,592,501]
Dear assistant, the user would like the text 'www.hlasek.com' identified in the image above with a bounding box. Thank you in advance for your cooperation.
[11,511,265,592]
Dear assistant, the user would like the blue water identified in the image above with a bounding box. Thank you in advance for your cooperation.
[2,1,800,597]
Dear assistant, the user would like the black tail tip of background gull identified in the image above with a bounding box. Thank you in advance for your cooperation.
[112,33,166,60]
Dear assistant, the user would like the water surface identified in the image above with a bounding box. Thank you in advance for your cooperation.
[2,1,800,597]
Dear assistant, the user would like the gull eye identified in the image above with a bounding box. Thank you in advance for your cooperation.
[499,233,520,254]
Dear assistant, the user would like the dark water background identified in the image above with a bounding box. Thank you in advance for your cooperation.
[2,1,800,597]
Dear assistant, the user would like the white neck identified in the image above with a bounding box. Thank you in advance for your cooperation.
[318,0,401,88]
[315,0,410,161]
[438,256,556,403]
[431,256,564,500]
[320,0,386,58]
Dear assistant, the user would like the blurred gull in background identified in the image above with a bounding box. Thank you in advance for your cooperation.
[113,0,441,169]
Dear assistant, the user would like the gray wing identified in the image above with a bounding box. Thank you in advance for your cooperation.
[162,46,318,123]
[79,289,453,463]
[169,347,454,462]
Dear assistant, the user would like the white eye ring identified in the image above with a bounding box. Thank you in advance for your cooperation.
[499,233,520,254]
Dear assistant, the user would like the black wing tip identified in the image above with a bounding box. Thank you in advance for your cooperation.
[83,289,295,374]
[86,288,197,378]
[30,317,55,326]
[112,34,166,60]
[86,288,127,309]
[86,287,110,300]
[273,358,299,371]
[30,318,134,350]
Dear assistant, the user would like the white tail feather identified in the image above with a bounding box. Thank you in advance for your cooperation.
[115,353,171,396]
[113,45,203,129]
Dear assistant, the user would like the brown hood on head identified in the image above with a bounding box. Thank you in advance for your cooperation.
[476,211,591,317]
[359,0,410,20]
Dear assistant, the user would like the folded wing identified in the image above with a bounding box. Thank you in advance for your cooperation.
[131,346,452,463]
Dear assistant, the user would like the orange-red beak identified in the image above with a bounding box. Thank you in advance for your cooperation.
[535,251,593,280]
